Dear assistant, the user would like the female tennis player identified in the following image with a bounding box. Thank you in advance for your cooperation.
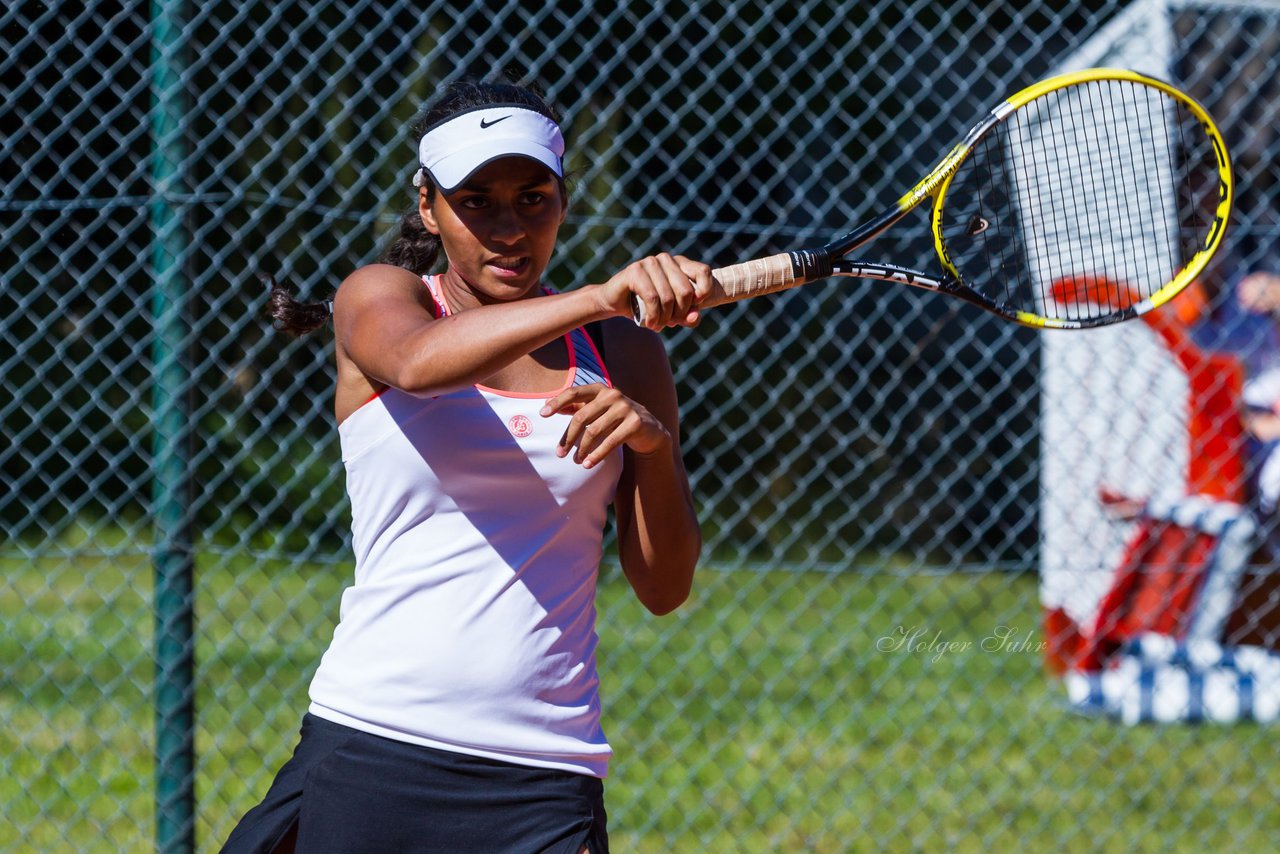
[222,80,706,853]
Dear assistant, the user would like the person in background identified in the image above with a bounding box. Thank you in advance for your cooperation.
[1237,268,1280,553]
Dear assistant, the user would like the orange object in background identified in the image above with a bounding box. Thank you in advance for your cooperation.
[1042,275,1252,675]
[1048,274,1246,502]
[1139,302,1245,502]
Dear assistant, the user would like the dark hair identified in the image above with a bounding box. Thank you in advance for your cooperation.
[267,79,562,336]
[264,275,331,336]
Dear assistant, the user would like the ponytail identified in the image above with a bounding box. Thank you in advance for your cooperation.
[266,208,438,338]
[382,207,442,276]
[264,275,332,336]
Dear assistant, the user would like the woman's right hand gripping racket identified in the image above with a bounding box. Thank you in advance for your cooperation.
[635,68,1233,330]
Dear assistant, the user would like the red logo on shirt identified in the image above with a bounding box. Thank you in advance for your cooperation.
[508,414,533,438]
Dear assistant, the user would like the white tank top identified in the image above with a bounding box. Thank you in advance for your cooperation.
[308,276,624,778]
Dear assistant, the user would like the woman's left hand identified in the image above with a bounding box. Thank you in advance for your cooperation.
[540,383,671,469]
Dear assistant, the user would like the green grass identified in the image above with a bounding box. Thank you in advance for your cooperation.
[2,544,1278,852]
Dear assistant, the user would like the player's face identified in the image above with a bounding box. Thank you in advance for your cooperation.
[421,157,567,307]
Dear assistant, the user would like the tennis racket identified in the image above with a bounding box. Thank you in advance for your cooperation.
[635,68,1233,329]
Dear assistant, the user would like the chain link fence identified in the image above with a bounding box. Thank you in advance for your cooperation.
[4,0,1279,850]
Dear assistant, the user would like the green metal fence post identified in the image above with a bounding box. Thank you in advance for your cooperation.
[150,0,195,851]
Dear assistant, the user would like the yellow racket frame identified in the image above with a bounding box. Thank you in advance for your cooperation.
[915,68,1233,329]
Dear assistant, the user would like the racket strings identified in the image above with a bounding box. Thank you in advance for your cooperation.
[939,78,1221,323]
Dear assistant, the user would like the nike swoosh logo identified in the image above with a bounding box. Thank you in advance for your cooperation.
[479,115,511,129]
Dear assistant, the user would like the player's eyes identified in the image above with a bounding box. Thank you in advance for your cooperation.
[458,196,489,209]
[519,192,546,205]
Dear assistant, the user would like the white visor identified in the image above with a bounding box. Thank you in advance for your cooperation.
[413,105,564,192]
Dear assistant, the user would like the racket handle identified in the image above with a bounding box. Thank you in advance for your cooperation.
[630,252,815,325]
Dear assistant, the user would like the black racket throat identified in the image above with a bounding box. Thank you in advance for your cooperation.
[784,248,951,292]
[787,203,927,285]
[830,260,948,292]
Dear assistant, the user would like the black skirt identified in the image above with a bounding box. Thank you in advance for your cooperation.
[221,714,609,854]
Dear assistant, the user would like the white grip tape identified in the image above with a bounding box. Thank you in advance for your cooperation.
[630,253,798,324]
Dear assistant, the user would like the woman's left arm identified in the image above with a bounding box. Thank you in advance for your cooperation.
[613,319,701,614]
[541,318,701,614]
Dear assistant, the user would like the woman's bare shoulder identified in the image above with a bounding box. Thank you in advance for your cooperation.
[335,263,427,304]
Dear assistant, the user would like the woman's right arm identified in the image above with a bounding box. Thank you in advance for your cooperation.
[334,257,710,399]
[335,264,604,398]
